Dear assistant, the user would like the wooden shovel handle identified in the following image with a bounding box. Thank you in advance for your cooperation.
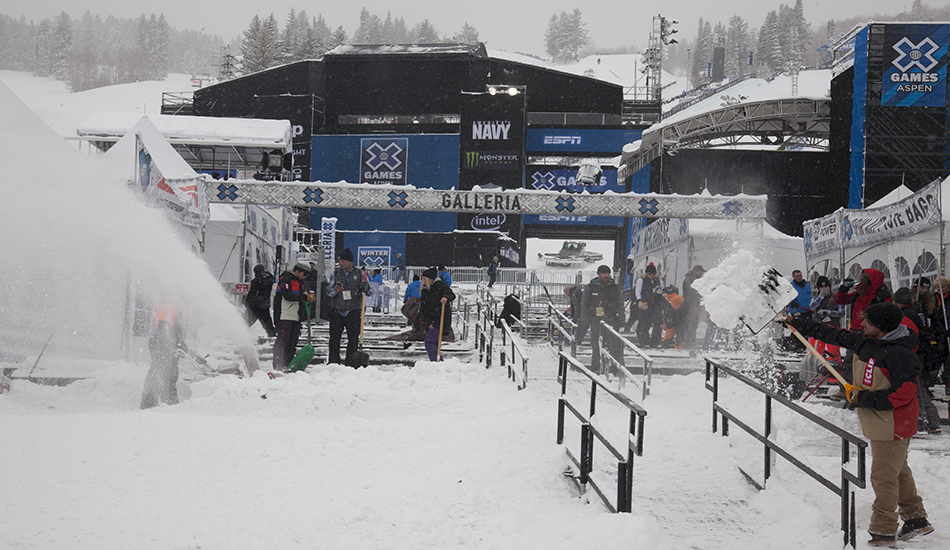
[784,322,849,387]
[437,301,445,362]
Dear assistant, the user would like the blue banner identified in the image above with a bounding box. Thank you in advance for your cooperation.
[882,24,949,108]
[525,128,642,153]
[360,138,408,185]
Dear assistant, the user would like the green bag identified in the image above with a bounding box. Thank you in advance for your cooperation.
[287,302,314,372]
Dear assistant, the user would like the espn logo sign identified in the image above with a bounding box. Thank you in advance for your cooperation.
[543,135,582,145]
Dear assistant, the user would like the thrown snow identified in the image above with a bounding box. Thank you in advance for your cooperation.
[692,249,796,329]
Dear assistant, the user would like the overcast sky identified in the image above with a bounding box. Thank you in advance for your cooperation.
[0,1,935,56]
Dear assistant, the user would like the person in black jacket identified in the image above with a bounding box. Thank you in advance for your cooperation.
[420,266,455,361]
[790,303,933,546]
[326,248,370,366]
[635,263,662,347]
[680,265,705,347]
[585,265,626,371]
[245,264,276,337]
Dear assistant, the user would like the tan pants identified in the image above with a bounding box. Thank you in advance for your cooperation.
[868,439,927,535]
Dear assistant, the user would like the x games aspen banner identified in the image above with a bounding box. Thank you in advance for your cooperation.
[360,138,408,185]
[882,24,949,108]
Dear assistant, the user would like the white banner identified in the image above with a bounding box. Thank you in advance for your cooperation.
[841,180,941,248]
[803,209,842,261]
[321,217,337,267]
[635,218,689,256]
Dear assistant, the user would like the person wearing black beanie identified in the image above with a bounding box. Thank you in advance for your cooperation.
[789,304,933,545]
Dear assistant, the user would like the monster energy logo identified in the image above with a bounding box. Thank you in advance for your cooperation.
[462,151,520,170]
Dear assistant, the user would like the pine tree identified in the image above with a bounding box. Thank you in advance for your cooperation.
[412,19,440,43]
[725,16,749,78]
[453,23,479,44]
[562,9,590,62]
[48,12,72,80]
[392,17,408,43]
[330,26,348,49]
[757,10,783,77]
[241,13,280,74]
[382,12,394,43]
[544,14,563,62]
[691,18,711,84]
[354,8,383,43]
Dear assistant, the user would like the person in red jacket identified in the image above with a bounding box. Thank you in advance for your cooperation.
[835,268,892,331]
[790,303,933,546]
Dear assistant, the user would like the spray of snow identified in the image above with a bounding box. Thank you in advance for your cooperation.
[0,81,254,373]
[691,249,796,330]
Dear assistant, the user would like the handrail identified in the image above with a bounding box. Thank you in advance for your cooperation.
[556,351,647,513]
[704,357,867,548]
[597,322,654,401]
[498,318,529,389]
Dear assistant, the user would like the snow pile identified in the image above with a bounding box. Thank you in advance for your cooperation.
[691,249,796,329]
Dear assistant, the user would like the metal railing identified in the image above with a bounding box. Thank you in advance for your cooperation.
[557,351,647,513]
[597,322,654,401]
[704,358,867,548]
[498,318,529,389]
[473,294,497,368]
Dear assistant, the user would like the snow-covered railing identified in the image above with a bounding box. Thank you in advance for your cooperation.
[704,358,868,548]
[497,318,528,390]
[597,323,653,401]
[556,352,647,513]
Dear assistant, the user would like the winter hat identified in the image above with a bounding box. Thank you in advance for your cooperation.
[862,302,904,333]
[664,285,678,294]
[815,275,831,288]
[893,287,913,305]
[254,264,265,275]
[918,277,931,288]
[422,267,439,280]
[645,263,657,274]
[292,263,310,275]
[597,265,612,274]
[692,265,705,273]
[338,248,354,262]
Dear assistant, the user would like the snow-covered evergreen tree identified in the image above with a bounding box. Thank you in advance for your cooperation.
[48,12,72,80]
[330,26,348,49]
[545,10,589,63]
[725,16,749,78]
[757,10,784,78]
[353,8,383,43]
[411,19,440,43]
[241,14,281,74]
[392,17,408,43]
[691,19,712,84]
[453,23,479,44]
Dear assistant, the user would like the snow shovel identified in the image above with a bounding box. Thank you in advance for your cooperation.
[738,268,798,334]
[784,321,860,403]
[287,302,314,372]
[436,301,446,362]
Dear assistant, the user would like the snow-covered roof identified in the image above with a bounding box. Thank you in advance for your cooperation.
[77,112,292,151]
[327,43,487,57]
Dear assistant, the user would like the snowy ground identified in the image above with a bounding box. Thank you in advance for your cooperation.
[2,333,948,549]
[1,69,947,550]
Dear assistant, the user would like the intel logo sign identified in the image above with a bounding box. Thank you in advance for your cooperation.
[471,213,506,231]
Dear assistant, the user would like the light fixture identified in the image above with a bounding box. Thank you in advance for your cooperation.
[507,87,519,96]
[488,87,497,95]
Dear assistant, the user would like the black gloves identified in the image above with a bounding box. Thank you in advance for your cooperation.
[359,281,371,293]
[837,284,851,295]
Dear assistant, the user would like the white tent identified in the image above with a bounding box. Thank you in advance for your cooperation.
[630,217,804,290]
[803,178,946,289]
[203,204,281,288]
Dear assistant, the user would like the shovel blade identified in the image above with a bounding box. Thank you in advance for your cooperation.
[739,268,797,334]
[287,344,315,372]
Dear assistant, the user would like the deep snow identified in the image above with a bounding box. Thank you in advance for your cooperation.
[1,69,947,550]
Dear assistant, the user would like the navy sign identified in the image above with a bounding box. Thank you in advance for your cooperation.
[360,138,408,185]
